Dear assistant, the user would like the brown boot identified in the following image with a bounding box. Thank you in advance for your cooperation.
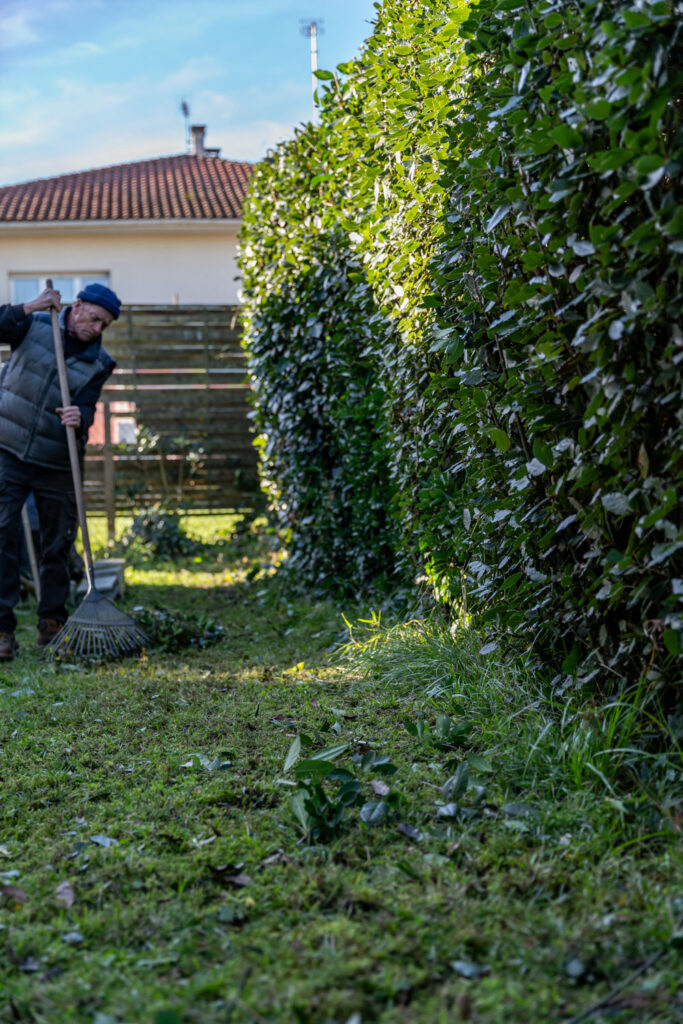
[37,618,64,648]
[0,632,18,661]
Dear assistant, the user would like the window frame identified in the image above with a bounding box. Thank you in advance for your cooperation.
[10,272,111,305]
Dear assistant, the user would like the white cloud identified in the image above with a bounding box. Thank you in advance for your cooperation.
[158,57,224,92]
[65,40,106,57]
[0,11,39,49]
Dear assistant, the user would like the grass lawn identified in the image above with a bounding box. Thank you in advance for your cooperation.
[1,514,680,1023]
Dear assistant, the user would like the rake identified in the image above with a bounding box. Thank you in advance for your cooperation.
[43,280,148,660]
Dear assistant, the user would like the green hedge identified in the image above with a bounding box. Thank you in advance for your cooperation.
[239,0,682,694]
[239,128,397,594]
[432,0,683,686]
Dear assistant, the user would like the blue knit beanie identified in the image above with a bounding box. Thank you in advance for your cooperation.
[77,283,121,320]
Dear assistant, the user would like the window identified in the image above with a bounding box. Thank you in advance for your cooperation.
[10,273,110,305]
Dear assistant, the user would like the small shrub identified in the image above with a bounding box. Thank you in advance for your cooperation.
[117,509,202,561]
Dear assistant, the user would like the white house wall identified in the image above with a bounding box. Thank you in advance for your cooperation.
[0,223,243,306]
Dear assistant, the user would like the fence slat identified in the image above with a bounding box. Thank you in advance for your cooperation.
[84,304,258,512]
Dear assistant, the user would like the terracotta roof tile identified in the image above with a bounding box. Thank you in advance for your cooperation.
[0,154,254,222]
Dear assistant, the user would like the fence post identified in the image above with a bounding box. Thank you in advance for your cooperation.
[103,400,116,545]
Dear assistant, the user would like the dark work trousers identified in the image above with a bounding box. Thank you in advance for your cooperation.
[0,448,77,632]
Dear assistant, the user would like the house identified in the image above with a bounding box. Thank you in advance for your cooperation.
[0,127,254,306]
[0,129,259,510]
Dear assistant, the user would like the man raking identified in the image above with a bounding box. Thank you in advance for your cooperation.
[0,283,119,660]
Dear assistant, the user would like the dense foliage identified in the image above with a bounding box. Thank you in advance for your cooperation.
[239,130,397,593]
[239,0,682,695]
[434,0,683,689]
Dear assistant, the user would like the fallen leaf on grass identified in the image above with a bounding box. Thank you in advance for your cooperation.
[66,841,88,859]
[191,834,216,848]
[216,904,248,925]
[396,823,422,841]
[261,851,292,867]
[209,861,244,875]
[42,966,65,981]
[224,873,253,888]
[501,803,537,817]
[90,835,118,848]
[564,956,588,980]
[18,956,40,972]
[55,881,75,908]
[0,883,28,904]
[181,753,231,771]
[209,864,252,887]
[451,959,490,979]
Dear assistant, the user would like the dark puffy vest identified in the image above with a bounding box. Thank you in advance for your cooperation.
[0,308,115,470]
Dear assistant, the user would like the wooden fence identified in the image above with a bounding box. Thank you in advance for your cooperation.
[1,305,261,531]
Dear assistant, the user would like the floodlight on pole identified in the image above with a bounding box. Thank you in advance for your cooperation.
[300,19,324,119]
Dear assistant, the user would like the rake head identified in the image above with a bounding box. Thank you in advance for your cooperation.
[44,588,149,661]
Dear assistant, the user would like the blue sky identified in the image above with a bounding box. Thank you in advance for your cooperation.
[0,0,378,185]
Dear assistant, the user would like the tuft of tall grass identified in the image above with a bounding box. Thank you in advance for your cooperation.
[340,616,682,823]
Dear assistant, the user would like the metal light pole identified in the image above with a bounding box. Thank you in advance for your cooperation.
[300,19,324,120]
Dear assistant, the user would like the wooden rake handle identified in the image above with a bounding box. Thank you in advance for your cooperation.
[46,280,95,592]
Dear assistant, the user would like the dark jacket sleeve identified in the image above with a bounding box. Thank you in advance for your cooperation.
[0,304,32,349]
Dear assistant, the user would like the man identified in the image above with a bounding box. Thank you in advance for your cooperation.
[0,282,119,660]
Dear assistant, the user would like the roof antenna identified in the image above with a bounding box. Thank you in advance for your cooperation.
[300,19,324,121]
[180,99,190,153]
